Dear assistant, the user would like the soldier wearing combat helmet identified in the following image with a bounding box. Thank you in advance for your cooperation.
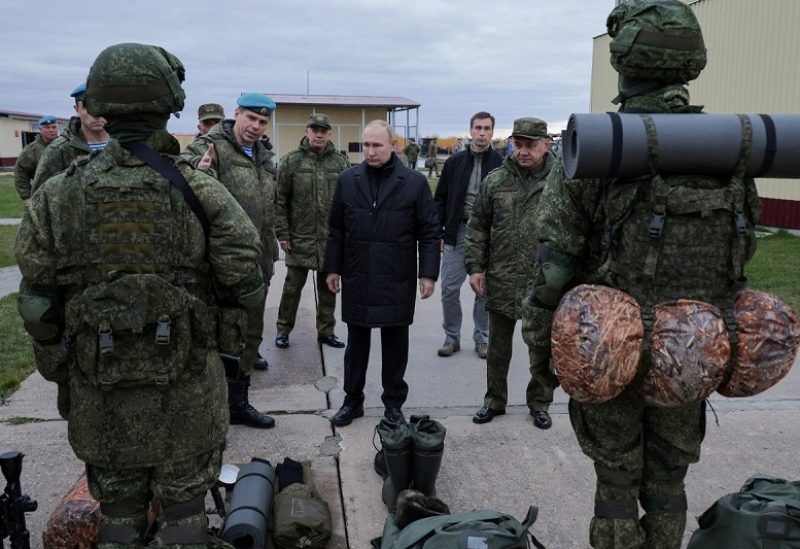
[16,42,264,547]
[525,1,764,547]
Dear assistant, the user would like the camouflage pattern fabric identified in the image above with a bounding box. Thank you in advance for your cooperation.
[274,136,349,269]
[31,116,92,193]
[87,446,221,549]
[532,82,762,547]
[274,136,347,338]
[182,119,277,374]
[483,310,557,412]
[569,393,705,549]
[276,266,336,337]
[16,130,262,470]
[466,153,558,413]
[14,133,51,200]
[402,142,420,167]
[465,152,555,319]
[719,289,800,397]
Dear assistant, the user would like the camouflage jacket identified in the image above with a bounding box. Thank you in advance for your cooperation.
[274,137,349,269]
[465,152,555,319]
[16,130,263,467]
[31,117,92,194]
[403,142,420,165]
[14,134,52,200]
[182,119,279,278]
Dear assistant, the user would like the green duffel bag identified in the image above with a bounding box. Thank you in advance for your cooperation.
[687,475,800,548]
[380,507,545,549]
[272,483,332,549]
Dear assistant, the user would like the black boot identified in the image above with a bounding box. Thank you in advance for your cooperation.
[228,376,275,429]
[410,415,446,497]
[378,419,414,512]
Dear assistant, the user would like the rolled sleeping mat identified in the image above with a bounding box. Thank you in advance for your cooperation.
[563,113,800,179]
[220,458,276,548]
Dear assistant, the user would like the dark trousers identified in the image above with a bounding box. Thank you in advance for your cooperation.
[342,323,409,410]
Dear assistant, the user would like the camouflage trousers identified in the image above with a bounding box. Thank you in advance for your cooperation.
[240,276,270,377]
[87,446,221,548]
[569,390,706,549]
[483,311,558,412]
[276,265,336,338]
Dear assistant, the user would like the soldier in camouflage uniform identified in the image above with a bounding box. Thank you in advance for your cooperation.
[14,114,60,203]
[31,82,110,193]
[526,1,762,546]
[182,92,279,429]
[465,117,559,429]
[274,113,349,349]
[402,138,420,170]
[15,43,264,548]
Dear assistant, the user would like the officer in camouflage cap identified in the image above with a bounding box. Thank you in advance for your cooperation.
[183,92,279,429]
[31,82,110,193]
[16,42,264,548]
[465,117,559,429]
[274,113,349,349]
[196,102,225,136]
[525,1,762,546]
[14,114,60,203]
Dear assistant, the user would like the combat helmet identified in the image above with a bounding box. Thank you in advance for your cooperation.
[607,0,707,84]
[85,43,186,117]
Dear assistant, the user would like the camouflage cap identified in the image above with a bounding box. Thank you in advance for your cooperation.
[307,113,331,129]
[510,117,548,140]
[198,103,225,122]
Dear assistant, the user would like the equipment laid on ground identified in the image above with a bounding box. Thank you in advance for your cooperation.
[220,458,276,548]
[272,457,332,549]
[687,475,800,548]
[41,473,100,549]
[562,113,800,180]
[0,451,37,549]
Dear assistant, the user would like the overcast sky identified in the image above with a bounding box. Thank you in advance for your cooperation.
[0,1,614,138]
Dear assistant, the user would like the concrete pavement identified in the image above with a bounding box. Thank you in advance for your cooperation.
[1,260,799,548]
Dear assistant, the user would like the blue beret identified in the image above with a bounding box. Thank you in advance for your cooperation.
[70,82,87,102]
[38,115,58,126]
[237,93,276,116]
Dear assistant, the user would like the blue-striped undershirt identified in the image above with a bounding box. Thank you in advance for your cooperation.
[89,141,108,151]
[241,145,253,158]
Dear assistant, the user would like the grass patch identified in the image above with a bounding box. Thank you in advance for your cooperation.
[5,416,45,425]
[0,293,35,402]
[0,225,18,268]
[746,230,800,312]
[0,173,24,218]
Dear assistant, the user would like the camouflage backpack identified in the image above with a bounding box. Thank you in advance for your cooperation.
[598,115,760,310]
[607,0,707,84]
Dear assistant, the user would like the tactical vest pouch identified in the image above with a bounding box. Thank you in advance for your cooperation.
[641,299,731,407]
[552,284,642,403]
[687,475,800,549]
[65,273,212,389]
[717,289,799,397]
[215,306,248,356]
[272,483,332,549]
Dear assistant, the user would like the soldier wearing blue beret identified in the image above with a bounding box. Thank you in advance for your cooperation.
[14,115,60,202]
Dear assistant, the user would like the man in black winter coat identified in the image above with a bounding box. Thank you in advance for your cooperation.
[324,120,441,427]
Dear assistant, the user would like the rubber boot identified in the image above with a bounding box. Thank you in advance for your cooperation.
[410,415,446,497]
[152,495,208,548]
[228,376,275,429]
[377,419,413,512]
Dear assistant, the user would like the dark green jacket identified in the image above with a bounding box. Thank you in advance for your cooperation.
[182,119,279,278]
[274,137,349,269]
[14,134,51,200]
[465,152,555,319]
[31,117,92,194]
